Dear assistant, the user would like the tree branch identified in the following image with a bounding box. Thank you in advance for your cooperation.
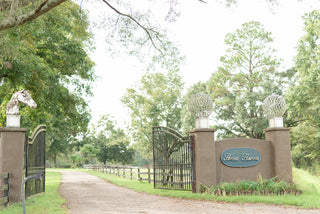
[0,0,67,32]
[286,118,309,128]
[218,126,241,137]
[0,74,9,79]
[101,0,163,54]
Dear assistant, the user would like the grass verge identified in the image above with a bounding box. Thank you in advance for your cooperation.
[87,168,320,209]
[0,171,68,214]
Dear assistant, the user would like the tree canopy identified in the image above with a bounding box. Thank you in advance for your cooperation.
[207,21,284,139]
[0,1,95,163]
[286,10,320,168]
[77,115,134,165]
[122,69,184,157]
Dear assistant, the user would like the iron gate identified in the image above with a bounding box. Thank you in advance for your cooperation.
[153,126,195,192]
[25,125,46,197]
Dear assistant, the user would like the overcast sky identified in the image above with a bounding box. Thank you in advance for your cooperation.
[87,0,320,128]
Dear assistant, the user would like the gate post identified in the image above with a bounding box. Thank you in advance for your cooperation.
[0,127,27,202]
[264,128,292,183]
[189,128,216,193]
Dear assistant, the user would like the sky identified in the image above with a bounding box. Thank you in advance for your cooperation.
[86,0,320,128]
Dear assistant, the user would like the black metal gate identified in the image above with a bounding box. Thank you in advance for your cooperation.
[153,126,195,192]
[25,125,46,197]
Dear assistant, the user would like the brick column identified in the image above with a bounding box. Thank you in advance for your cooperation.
[264,128,292,183]
[189,129,216,193]
[0,128,27,202]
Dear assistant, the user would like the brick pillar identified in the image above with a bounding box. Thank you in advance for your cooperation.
[264,128,292,183]
[189,129,216,193]
[0,128,27,202]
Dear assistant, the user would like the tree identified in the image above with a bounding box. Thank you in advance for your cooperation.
[70,154,83,167]
[91,115,134,165]
[286,10,320,168]
[207,21,284,139]
[80,144,99,164]
[0,1,95,165]
[121,69,184,157]
[131,149,152,167]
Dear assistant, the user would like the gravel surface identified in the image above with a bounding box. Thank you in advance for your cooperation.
[59,171,320,214]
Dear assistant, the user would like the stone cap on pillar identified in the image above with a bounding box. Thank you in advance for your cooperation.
[263,127,290,133]
[189,128,217,134]
[0,127,28,133]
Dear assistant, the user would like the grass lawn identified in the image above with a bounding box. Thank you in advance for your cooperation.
[86,167,320,209]
[0,171,68,214]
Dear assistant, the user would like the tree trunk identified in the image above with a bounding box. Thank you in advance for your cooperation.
[53,154,57,167]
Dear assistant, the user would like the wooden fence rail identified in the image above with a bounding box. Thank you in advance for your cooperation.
[84,164,154,183]
[0,172,9,207]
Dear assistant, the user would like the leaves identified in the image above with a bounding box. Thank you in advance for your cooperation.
[207,21,284,139]
[286,10,320,168]
[122,69,184,157]
[83,114,135,165]
[0,1,95,160]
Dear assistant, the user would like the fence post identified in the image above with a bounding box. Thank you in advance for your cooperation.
[0,172,10,207]
[130,168,133,180]
[117,166,120,177]
[123,166,125,178]
[138,168,141,181]
[148,167,151,183]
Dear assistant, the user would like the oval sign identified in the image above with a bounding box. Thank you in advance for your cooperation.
[221,147,261,168]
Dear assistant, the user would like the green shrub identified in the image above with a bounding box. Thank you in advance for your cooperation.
[59,163,72,168]
[207,177,301,195]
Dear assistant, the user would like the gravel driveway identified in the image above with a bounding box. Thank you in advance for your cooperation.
[59,171,320,214]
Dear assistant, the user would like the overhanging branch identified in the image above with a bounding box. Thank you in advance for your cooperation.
[101,0,163,53]
[0,0,67,32]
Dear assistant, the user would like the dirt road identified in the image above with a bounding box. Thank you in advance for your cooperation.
[59,171,319,214]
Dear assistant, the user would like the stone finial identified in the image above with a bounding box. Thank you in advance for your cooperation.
[188,93,213,128]
[262,94,286,128]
